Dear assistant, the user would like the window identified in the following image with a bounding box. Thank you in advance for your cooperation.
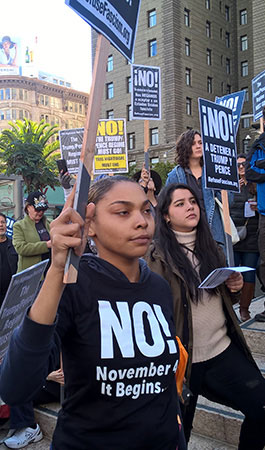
[242,87,249,102]
[225,5,230,21]
[219,1,222,11]
[148,9,156,27]
[127,132,136,150]
[220,28,223,39]
[0,110,4,120]
[6,109,11,120]
[226,58,231,74]
[129,160,136,168]
[185,68,191,86]
[106,109,114,119]
[242,116,250,128]
[240,35,248,51]
[206,48,212,65]
[207,77,213,93]
[74,103,78,113]
[150,128,159,146]
[205,0,210,10]
[5,89,10,100]
[107,55,113,72]
[19,109,23,119]
[0,90,4,101]
[240,9,247,25]
[127,104,132,121]
[151,157,159,165]
[221,81,224,93]
[11,88,17,100]
[184,8,190,27]
[126,76,131,93]
[186,97,192,115]
[185,38,191,56]
[79,104,83,114]
[106,82,114,99]
[243,138,249,153]
[206,21,211,38]
[148,39,157,57]
[225,32,230,48]
[226,84,231,94]
[241,61,248,77]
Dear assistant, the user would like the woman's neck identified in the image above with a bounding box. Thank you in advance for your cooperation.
[98,249,140,282]
[189,158,202,178]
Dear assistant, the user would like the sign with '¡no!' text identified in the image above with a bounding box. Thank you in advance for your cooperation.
[131,64,161,120]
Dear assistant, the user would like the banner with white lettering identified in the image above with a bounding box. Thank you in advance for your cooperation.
[0,260,48,360]
[198,98,239,192]
[131,65,161,120]
[94,119,128,174]
[59,128,84,175]
[252,69,265,122]
[65,0,141,62]
[215,90,245,133]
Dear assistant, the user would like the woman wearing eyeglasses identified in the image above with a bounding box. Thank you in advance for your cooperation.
[230,153,259,321]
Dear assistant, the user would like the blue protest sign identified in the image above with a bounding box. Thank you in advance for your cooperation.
[198,98,240,193]
[6,216,15,238]
[252,69,265,122]
[65,0,142,62]
[215,90,245,133]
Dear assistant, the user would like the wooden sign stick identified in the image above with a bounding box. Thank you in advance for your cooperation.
[64,34,110,284]
[144,120,150,170]
[221,190,234,267]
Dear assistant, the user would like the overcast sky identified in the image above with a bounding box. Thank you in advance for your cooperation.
[0,0,92,92]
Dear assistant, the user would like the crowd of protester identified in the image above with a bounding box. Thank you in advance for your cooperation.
[0,122,264,449]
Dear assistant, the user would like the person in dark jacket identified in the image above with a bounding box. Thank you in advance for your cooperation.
[0,177,185,450]
[230,154,259,322]
[245,107,265,321]
[0,213,17,308]
[145,183,265,450]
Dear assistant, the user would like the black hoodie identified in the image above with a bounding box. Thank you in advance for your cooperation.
[0,255,181,450]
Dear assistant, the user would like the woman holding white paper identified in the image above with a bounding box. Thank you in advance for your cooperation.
[145,183,265,450]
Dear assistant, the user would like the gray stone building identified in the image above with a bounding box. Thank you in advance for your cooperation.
[92,0,265,168]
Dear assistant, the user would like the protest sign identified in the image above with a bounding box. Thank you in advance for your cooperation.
[198,266,255,289]
[198,98,240,193]
[252,69,265,122]
[215,90,245,133]
[131,65,161,120]
[59,128,84,174]
[0,260,48,360]
[65,0,141,61]
[94,119,128,174]
[5,216,15,238]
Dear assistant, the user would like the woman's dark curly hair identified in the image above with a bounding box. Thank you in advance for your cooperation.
[175,129,203,168]
[153,183,224,302]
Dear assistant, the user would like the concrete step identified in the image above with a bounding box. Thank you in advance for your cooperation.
[189,432,236,449]
[34,403,59,441]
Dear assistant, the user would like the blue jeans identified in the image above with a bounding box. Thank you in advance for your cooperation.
[234,251,259,283]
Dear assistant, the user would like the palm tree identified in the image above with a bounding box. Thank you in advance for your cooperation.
[0,118,61,193]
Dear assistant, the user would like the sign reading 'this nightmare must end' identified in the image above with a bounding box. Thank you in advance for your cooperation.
[198,98,240,193]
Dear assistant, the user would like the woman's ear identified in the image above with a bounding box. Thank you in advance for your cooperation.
[164,214,171,225]
[84,203,96,237]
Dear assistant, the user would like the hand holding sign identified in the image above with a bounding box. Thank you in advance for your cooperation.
[49,186,95,273]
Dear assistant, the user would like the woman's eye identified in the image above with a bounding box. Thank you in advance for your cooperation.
[191,199,197,204]
[144,208,152,214]
[117,211,129,216]
[176,202,183,207]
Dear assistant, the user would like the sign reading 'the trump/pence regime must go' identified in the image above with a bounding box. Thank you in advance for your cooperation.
[94,119,128,175]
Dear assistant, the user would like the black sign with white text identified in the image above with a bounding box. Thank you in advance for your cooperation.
[66,0,141,61]
[252,69,265,122]
[131,65,161,120]
[198,98,239,192]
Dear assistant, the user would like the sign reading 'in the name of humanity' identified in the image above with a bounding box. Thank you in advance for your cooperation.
[65,0,142,62]
[198,98,240,193]
[131,64,161,120]
[94,118,128,175]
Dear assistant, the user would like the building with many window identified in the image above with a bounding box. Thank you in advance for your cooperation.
[92,0,264,167]
[0,75,89,132]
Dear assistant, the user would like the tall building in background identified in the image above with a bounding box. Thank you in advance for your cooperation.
[92,0,265,168]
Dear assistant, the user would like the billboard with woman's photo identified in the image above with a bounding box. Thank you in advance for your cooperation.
[0,35,21,75]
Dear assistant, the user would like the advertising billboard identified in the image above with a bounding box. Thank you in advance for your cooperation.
[0,35,21,76]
